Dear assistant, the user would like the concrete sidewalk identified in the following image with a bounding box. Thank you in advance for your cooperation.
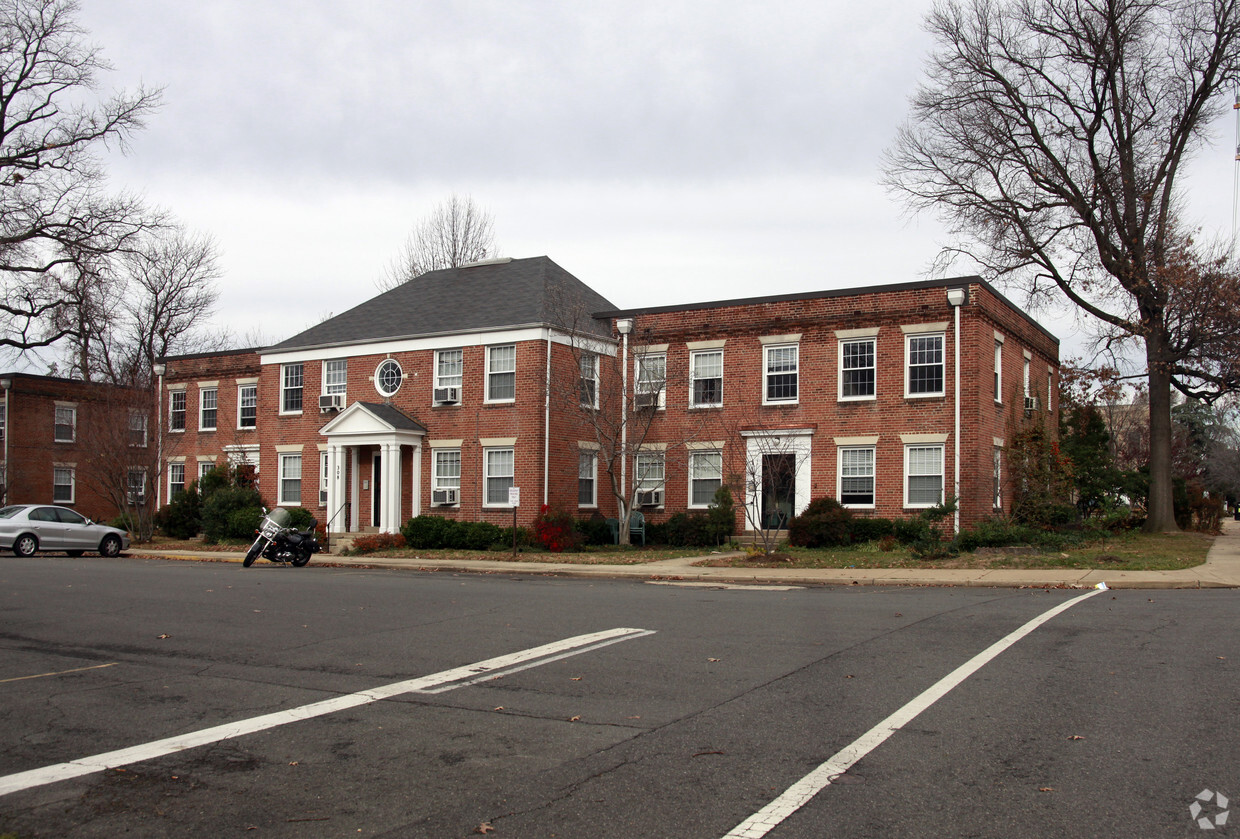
[127,517,1240,590]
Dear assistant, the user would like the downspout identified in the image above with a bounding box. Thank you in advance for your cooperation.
[153,363,166,509]
[544,333,552,506]
[946,288,966,535]
[616,319,634,514]
[0,377,11,506]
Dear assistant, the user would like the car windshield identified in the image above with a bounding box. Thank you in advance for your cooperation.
[0,506,23,519]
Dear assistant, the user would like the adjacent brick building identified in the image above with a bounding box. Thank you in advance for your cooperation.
[0,372,155,522]
[155,256,1059,536]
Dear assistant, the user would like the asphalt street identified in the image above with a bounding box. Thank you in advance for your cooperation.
[0,556,1236,838]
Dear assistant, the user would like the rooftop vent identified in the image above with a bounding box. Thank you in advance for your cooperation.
[459,257,513,269]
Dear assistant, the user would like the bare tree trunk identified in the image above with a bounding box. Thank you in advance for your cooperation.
[1144,338,1179,532]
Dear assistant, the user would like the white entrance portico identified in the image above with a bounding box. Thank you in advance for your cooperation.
[320,402,426,535]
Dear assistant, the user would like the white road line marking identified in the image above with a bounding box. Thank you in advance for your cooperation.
[722,590,1103,839]
[0,626,654,798]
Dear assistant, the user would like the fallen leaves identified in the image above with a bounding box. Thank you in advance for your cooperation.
[1068,735,1085,741]
[493,706,504,712]
[1039,787,1054,792]
[476,822,495,834]
[707,658,721,662]
[156,634,171,639]
[569,715,581,722]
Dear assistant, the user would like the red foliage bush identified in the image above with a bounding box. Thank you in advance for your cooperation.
[348,532,407,554]
[533,504,580,552]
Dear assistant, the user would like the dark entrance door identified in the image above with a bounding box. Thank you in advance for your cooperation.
[371,453,382,528]
[762,453,796,529]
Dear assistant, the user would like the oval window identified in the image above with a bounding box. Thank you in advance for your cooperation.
[375,359,403,397]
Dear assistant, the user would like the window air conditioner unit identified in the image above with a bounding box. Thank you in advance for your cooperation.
[433,386,460,404]
[635,392,659,409]
[431,488,459,506]
[1023,396,1040,412]
[319,394,343,412]
[636,490,663,507]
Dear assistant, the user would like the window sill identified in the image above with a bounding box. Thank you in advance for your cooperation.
[838,395,877,403]
[688,404,723,410]
[279,411,304,417]
[236,426,256,432]
[904,393,945,400]
[842,504,876,510]
[483,400,516,406]
[762,401,799,407]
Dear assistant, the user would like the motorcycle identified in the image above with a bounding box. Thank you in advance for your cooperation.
[243,507,322,568]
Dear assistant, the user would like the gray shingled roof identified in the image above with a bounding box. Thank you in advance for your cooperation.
[357,402,427,433]
[270,256,617,352]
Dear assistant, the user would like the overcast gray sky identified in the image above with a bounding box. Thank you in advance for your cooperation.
[75,0,1239,358]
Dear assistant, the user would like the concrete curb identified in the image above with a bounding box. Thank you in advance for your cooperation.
[124,518,1240,590]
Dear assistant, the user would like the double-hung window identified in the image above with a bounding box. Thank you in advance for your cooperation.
[129,412,148,447]
[840,337,876,400]
[579,354,599,408]
[0,403,6,444]
[906,332,945,397]
[484,447,514,505]
[690,350,723,408]
[279,453,302,505]
[435,349,463,401]
[282,363,304,413]
[169,391,186,432]
[199,387,217,430]
[53,466,74,503]
[435,449,462,499]
[238,384,257,428]
[905,444,944,507]
[170,464,187,500]
[689,450,723,507]
[324,360,347,397]
[635,352,666,409]
[839,447,876,507]
[763,344,798,404]
[993,447,1003,509]
[128,469,147,504]
[487,345,516,402]
[199,460,215,481]
[54,404,76,442]
[635,451,665,504]
[578,451,597,507]
[993,335,1004,403]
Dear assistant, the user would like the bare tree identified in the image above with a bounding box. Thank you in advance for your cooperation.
[378,194,497,290]
[75,385,163,540]
[885,0,1240,531]
[0,0,162,355]
[61,226,221,387]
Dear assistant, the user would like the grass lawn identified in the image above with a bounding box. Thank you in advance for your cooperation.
[698,529,1215,572]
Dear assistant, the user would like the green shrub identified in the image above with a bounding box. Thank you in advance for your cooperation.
[493,526,532,550]
[202,485,264,543]
[575,516,613,546]
[281,507,317,531]
[893,517,931,545]
[707,486,736,545]
[461,521,502,550]
[788,497,853,548]
[154,485,203,540]
[197,466,231,500]
[402,515,457,549]
[848,516,894,544]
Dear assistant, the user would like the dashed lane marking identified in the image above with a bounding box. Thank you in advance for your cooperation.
[0,627,655,798]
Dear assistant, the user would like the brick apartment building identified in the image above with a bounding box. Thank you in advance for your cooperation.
[0,372,155,522]
[156,256,1059,536]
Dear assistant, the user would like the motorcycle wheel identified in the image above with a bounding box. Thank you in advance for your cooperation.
[291,546,311,567]
[243,543,261,568]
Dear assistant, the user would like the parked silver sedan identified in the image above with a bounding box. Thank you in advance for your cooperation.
[0,505,130,557]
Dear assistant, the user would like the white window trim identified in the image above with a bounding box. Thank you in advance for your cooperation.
[762,343,799,405]
[1023,350,1032,399]
[837,445,876,509]
[579,353,600,409]
[838,336,877,402]
[52,464,75,504]
[689,349,724,409]
[483,446,516,507]
[280,363,304,416]
[434,448,462,504]
[54,403,77,443]
[434,349,464,399]
[687,450,723,509]
[167,461,185,500]
[323,359,348,398]
[168,389,187,433]
[278,452,303,506]
[993,332,1005,404]
[485,345,517,404]
[904,331,946,399]
[903,443,945,509]
[577,450,598,509]
[199,387,218,431]
[635,351,667,410]
[993,447,1003,509]
[237,383,258,430]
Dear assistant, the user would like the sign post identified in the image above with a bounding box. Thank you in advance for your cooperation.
[508,487,520,556]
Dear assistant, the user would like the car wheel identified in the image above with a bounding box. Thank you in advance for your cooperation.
[13,534,38,557]
[99,535,122,558]
[67,550,85,557]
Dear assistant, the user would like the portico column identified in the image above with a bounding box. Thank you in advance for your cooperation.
[410,442,422,520]
[383,441,402,534]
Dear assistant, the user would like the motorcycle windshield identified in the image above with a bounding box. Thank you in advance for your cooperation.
[266,507,292,528]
